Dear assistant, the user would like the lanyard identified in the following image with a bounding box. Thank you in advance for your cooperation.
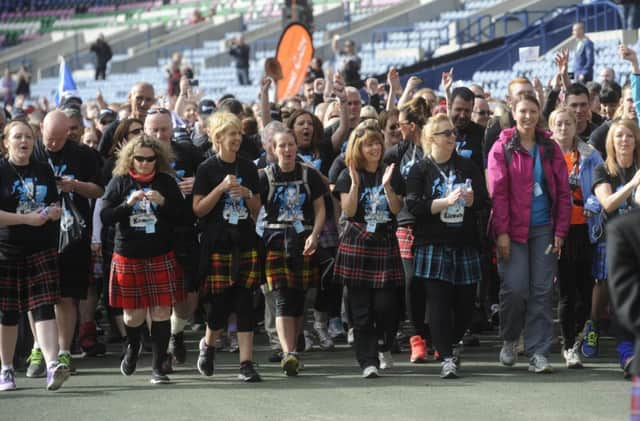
[426,155,454,185]
[9,162,36,202]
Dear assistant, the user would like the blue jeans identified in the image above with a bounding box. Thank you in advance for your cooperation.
[237,67,250,86]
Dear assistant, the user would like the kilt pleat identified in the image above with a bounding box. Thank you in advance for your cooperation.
[334,222,404,289]
[265,250,317,291]
[396,226,414,260]
[109,251,185,309]
[205,249,261,294]
[0,248,60,312]
[414,244,481,285]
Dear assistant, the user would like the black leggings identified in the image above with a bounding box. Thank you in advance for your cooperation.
[205,286,255,332]
[0,305,56,326]
[410,273,433,340]
[557,224,594,348]
[426,280,475,359]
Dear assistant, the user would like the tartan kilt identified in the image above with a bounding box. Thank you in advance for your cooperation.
[265,235,318,291]
[0,248,60,312]
[414,244,481,285]
[396,225,414,260]
[109,251,186,309]
[592,241,607,281]
[334,222,404,289]
[204,249,262,295]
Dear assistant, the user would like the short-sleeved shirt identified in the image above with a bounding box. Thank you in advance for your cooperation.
[592,162,639,218]
[334,165,404,233]
[0,158,59,255]
[564,150,587,225]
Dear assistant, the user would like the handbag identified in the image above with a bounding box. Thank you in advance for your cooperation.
[58,192,87,253]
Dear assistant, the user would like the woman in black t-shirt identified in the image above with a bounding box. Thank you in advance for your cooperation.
[406,114,488,379]
[0,121,69,391]
[101,135,185,385]
[333,118,404,378]
[259,130,327,377]
[192,112,262,382]
[591,119,640,376]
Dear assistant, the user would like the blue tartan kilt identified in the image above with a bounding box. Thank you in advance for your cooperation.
[414,244,481,285]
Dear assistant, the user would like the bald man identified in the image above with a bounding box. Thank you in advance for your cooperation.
[27,110,104,375]
[144,109,203,366]
[98,82,156,157]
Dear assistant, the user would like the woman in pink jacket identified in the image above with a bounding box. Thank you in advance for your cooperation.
[487,93,571,373]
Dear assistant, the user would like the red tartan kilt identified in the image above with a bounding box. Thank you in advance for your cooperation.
[109,251,185,309]
[334,222,404,289]
[396,226,414,260]
[0,248,60,312]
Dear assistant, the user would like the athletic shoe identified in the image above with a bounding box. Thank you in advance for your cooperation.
[161,353,174,374]
[149,369,170,384]
[499,341,518,367]
[362,366,379,379]
[81,342,107,357]
[347,328,355,345]
[440,358,458,379]
[328,318,346,340]
[378,351,394,370]
[120,342,142,376]
[452,345,463,369]
[314,324,335,350]
[197,337,215,377]
[410,335,427,363]
[563,346,583,369]
[281,353,299,377]
[228,332,239,353]
[462,330,480,347]
[0,368,16,391]
[581,320,599,358]
[303,330,315,352]
[79,321,107,357]
[169,332,187,364]
[624,356,635,379]
[26,348,46,378]
[46,363,70,391]
[58,352,76,375]
[268,349,283,363]
[238,361,262,382]
[528,354,553,373]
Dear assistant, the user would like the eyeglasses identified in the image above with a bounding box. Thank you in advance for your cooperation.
[354,119,381,137]
[133,155,157,163]
[433,129,456,138]
[128,128,143,136]
[473,110,492,116]
[147,108,170,115]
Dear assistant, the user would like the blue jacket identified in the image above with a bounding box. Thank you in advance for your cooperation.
[572,37,594,81]
[630,73,640,124]
[576,140,604,243]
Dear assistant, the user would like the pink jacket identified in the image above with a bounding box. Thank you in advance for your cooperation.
[487,127,571,243]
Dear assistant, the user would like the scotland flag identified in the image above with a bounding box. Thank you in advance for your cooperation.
[54,56,77,106]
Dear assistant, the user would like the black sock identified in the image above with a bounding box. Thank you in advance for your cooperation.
[125,324,143,348]
[151,320,171,371]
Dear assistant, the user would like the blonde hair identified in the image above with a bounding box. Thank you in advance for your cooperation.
[3,120,35,156]
[206,112,242,150]
[604,119,640,177]
[421,113,453,156]
[344,119,384,170]
[112,135,174,177]
[548,106,577,128]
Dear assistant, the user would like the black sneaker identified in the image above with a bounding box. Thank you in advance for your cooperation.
[161,353,174,374]
[120,343,141,376]
[268,350,283,363]
[82,341,107,357]
[196,337,215,376]
[169,332,187,365]
[150,369,170,384]
[238,361,262,382]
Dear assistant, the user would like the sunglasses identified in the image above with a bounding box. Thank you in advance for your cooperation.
[128,128,143,136]
[147,107,170,115]
[133,155,157,163]
[433,129,456,138]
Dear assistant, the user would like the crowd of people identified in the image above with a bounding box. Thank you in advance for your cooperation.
[1,28,640,403]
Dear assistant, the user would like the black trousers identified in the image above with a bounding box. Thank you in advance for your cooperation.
[348,287,397,369]
[557,224,594,348]
[425,280,475,359]
[95,62,107,80]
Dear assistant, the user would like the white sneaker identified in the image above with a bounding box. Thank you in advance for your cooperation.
[529,353,553,373]
[327,318,346,339]
[378,351,394,370]
[314,324,335,350]
[303,330,315,352]
[347,328,355,345]
[362,365,379,378]
[440,358,458,379]
[500,341,518,366]
[563,347,583,369]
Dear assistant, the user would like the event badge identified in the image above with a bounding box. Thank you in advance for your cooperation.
[228,211,239,225]
[366,221,377,233]
[533,182,543,197]
[293,220,305,234]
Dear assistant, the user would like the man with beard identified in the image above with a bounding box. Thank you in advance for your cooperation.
[449,87,484,171]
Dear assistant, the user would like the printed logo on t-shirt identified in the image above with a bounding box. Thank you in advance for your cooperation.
[361,185,390,224]
[275,184,306,222]
[298,153,322,171]
[128,187,158,233]
[456,139,472,159]
[222,176,249,224]
[12,178,47,214]
[171,162,185,181]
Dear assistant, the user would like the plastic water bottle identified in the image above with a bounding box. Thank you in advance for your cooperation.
[465,178,473,192]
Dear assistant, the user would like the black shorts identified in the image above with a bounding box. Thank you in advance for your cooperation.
[205,285,254,332]
[273,287,306,318]
[59,241,91,300]
[174,229,200,293]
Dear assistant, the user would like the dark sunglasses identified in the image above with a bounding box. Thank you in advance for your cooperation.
[128,128,143,136]
[147,108,170,115]
[433,129,456,138]
[133,155,157,163]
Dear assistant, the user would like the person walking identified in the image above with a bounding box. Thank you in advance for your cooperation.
[90,34,113,81]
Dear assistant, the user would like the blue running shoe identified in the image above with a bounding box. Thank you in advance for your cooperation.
[581,320,599,358]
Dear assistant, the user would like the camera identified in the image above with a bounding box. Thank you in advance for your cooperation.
[188,79,199,87]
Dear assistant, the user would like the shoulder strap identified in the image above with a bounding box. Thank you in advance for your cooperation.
[301,164,311,197]
[264,165,276,203]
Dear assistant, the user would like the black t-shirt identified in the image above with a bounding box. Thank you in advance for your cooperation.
[229,44,250,69]
[0,158,59,255]
[97,119,120,158]
[298,137,336,177]
[333,165,404,233]
[193,155,260,249]
[259,163,327,229]
[384,140,422,227]
[101,172,183,258]
[592,162,639,218]
[483,115,515,169]
[171,140,204,226]
[406,154,488,248]
[324,122,353,154]
[456,121,485,171]
[42,141,103,236]
[588,120,612,160]
[328,152,346,185]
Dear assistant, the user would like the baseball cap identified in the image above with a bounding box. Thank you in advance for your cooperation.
[98,108,117,124]
[198,99,216,116]
[60,93,82,108]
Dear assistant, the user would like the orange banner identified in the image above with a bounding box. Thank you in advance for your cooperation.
[275,23,314,102]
